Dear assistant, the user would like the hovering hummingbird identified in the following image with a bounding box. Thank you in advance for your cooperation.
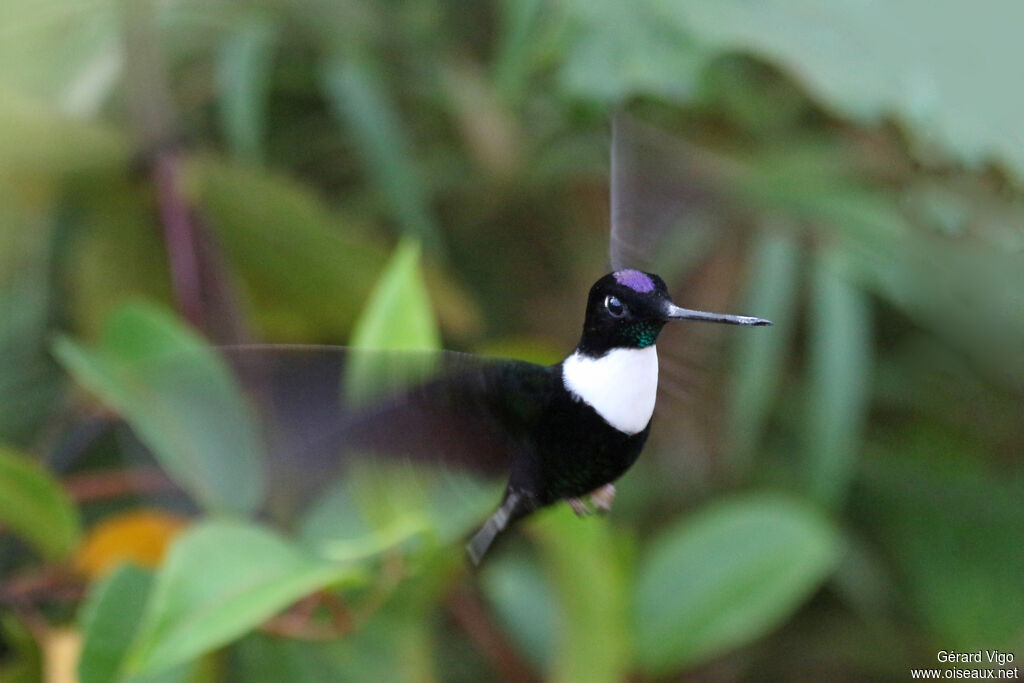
[458,268,770,562]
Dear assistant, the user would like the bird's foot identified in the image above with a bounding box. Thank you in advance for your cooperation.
[567,497,592,517]
[589,484,616,513]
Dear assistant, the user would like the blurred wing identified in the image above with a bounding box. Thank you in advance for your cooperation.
[220,345,556,511]
[609,112,721,273]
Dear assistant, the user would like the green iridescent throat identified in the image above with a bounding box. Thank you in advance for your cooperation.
[627,321,661,348]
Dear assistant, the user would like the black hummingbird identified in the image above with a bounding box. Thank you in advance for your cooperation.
[457,268,770,562]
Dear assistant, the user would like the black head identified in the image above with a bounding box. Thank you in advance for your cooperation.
[576,269,771,356]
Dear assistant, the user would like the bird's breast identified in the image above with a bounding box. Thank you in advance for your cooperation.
[561,346,658,435]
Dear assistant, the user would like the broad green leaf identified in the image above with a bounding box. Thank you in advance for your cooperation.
[0,446,80,560]
[671,1,1024,180]
[726,228,800,471]
[804,249,872,507]
[125,520,363,679]
[321,58,441,249]
[53,303,264,516]
[216,17,275,163]
[635,493,841,674]
[531,507,631,683]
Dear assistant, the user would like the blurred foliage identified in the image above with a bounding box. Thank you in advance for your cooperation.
[1,0,1023,681]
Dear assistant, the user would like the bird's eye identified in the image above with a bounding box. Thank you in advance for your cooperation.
[604,295,626,317]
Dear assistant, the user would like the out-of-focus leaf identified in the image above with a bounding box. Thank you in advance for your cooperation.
[0,90,128,173]
[726,228,800,470]
[216,17,275,162]
[559,0,706,103]
[0,216,63,445]
[182,157,387,340]
[300,461,494,562]
[858,438,1024,648]
[531,507,631,683]
[492,0,548,103]
[634,493,841,674]
[345,239,441,402]
[75,510,189,580]
[321,58,441,249]
[78,564,153,683]
[125,520,363,679]
[232,633,347,683]
[480,555,557,668]
[803,249,872,506]
[53,302,265,515]
[0,0,120,110]
[0,446,80,560]
[671,0,1024,179]
[349,239,440,351]
[0,612,42,683]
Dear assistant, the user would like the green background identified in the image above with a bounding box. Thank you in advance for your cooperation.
[1,0,1022,680]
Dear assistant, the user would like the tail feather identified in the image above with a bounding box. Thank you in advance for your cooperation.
[466,489,535,565]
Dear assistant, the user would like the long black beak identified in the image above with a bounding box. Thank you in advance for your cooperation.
[664,303,772,326]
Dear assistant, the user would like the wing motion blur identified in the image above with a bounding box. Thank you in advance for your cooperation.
[217,345,557,515]
[609,112,723,273]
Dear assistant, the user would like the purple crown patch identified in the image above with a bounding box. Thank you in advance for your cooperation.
[613,269,655,293]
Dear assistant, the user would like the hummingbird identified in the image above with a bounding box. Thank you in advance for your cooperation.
[457,269,770,562]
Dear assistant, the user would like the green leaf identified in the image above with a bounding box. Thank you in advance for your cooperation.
[321,58,441,249]
[634,493,841,674]
[344,239,441,403]
[216,17,275,163]
[182,157,388,340]
[726,228,800,470]
[531,507,632,683]
[804,249,872,506]
[0,446,80,560]
[126,520,363,679]
[53,302,265,516]
[560,0,707,103]
[480,555,558,668]
[349,239,440,351]
[78,565,153,683]
[670,0,1024,179]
